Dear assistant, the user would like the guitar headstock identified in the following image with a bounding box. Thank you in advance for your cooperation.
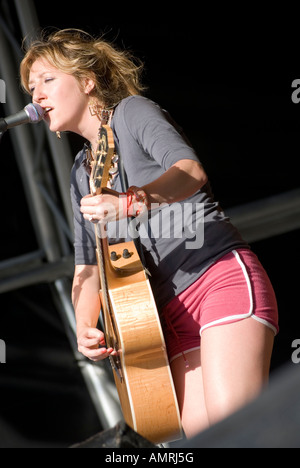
[90,125,115,196]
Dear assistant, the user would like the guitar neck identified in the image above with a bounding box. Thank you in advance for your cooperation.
[95,223,117,346]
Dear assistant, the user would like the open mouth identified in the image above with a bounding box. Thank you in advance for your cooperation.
[44,107,52,115]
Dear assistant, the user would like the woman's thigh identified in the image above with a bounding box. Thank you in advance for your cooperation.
[170,318,274,438]
[170,349,209,439]
[201,317,274,425]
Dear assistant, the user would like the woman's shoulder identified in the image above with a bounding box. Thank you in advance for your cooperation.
[116,95,161,116]
[114,95,169,137]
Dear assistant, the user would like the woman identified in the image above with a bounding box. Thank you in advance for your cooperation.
[20,29,278,439]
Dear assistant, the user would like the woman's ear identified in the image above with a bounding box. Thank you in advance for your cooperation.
[84,78,96,95]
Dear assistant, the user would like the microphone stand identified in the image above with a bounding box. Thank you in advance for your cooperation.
[0,116,7,142]
[0,116,8,143]
[0,118,8,134]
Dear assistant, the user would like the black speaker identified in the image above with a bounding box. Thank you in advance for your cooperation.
[70,421,156,448]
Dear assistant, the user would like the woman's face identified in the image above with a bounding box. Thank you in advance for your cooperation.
[29,57,90,134]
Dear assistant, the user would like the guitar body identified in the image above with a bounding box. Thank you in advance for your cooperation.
[91,125,182,444]
[105,241,182,443]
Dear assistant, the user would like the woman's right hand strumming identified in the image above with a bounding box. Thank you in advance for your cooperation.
[77,327,117,362]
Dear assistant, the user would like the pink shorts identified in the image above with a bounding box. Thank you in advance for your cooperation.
[161,249,279,363]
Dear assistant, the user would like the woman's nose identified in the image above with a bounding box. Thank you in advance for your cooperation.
[33,85,47,103]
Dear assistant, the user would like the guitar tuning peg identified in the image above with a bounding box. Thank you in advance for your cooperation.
[109,165,119,176]
[110,251,118,261]
[122,249,131,259]
[112,154,119,164]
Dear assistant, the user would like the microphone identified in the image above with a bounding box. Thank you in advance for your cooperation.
[0,103,45,133]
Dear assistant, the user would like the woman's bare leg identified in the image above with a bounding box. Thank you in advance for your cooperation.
[170,319,274,438]
[171,350,209,438]
[201,318,274,425]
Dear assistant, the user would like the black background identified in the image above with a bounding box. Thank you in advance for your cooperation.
[0,1,299,447]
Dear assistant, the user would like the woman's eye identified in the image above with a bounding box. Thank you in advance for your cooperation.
[29,77,54,94]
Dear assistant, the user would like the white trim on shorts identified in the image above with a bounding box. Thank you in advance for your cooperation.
[199,250,278,336]
[169,346,201,364]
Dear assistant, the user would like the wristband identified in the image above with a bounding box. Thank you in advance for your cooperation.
[120,186,149,218]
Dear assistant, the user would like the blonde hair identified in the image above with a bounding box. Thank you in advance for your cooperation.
[20,28,146,107]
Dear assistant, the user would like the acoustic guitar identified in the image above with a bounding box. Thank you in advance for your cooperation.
[89,125,182,444]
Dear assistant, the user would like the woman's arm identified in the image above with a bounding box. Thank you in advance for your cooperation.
[80,159,208,222]
[72,264,116,361]
[141,159,208,205]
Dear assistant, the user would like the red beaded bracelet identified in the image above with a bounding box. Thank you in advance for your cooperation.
[120,186,149,218]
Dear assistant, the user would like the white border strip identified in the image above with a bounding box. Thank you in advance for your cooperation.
[200,250,254,335]
[169,346,201,364]
[251,315,278,335]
